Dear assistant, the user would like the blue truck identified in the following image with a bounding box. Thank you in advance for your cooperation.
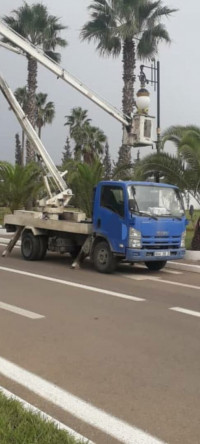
[91,180,186,272]
[4,180,187,274]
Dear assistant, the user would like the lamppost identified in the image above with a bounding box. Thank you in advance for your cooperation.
[136,60,161,154]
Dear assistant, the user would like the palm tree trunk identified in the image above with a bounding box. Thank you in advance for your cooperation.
[26,55,37,163]
[122,38,135,116]
[118,38,136,166]
[22,130,25,166]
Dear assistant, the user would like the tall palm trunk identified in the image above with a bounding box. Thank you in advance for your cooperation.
[21,129,25,166]
[26,56,37,163]
[118,38,136,166]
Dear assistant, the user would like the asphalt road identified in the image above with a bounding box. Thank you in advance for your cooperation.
[0,244,200,443]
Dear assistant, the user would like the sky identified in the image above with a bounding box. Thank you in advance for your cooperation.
[0,0,199,166]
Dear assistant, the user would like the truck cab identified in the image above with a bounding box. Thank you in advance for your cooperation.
[92,181,187,272]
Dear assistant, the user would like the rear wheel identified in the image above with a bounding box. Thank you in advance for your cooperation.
[145,260,166,271]
[21,232,40,261]
[37,236,48,260]
[93,241,116,273]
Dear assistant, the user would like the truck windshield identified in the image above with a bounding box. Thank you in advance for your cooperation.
[127,185,185,218]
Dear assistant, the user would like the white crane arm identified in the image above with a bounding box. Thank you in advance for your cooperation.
[0,73,67,193]
[0,20,129,127]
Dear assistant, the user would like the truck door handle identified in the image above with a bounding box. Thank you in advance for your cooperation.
[97,218,101,228]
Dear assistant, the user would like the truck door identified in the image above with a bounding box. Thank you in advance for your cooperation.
[94,184,127,254]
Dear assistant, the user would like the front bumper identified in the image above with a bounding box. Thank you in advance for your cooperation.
[126,248,185,262]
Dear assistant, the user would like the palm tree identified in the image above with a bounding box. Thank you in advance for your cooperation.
[81,0,176,165]
[0,161,43,213]
[14,86,29,165]
[103,141,112,179]
[65,107,91,161]
[62,137,72,165]
[35,93,55,138]
[82,123,106,164]
[161,125,200,151]
[4,2,67,162]
[131,127,200,206]
[70,160,104,217]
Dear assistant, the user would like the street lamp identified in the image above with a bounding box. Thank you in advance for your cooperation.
[137,61,161,154]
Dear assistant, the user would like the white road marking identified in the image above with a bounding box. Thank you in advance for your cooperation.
[121,275,160,281]
[134,264,182,274]
[0,243,20,249]
[0,237,21,245]
[0,301,44,319]
[123,274,200,291]
[0,266,145,302]
[0,386,93,444]
[170,307,200,318]
[168,261,200,270]
[0,357,165,444]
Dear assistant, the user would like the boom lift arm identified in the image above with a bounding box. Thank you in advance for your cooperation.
[0,73,73,206]
[0,20,154,148]
[0,20,129,127]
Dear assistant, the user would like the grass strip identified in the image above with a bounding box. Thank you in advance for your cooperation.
[0,391,85,444]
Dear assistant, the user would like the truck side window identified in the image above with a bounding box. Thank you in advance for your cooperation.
[101,186,124,217]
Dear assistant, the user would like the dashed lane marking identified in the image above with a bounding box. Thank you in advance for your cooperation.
[0,266,145,302]
[122,274,200,291]
[0,301,44,319]
[170,307,200,318]
[134,264,182,274]
[0,357,166,444]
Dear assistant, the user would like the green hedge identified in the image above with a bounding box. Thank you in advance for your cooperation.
[0,207,11,226]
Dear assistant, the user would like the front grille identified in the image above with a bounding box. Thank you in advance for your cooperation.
[142,235,180,249]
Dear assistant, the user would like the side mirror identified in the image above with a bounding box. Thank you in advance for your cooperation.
[128,199,135,212]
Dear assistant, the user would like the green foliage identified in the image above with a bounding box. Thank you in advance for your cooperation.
[161,125,200,150]
[129,126,200,206]
[3,3,67,62]
[4,3,67,163]
[0,391,82,444]
[81,0,176,58]
[0,162,43,213]
[15,133,22,166]
[65,107,106,163]
[69,160,104,217]
[62,137,72,165]
[0,207,11,225]
[35,92,55,138]
[103,141,112,179]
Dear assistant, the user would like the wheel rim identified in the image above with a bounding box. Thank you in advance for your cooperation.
[98,248,109,265]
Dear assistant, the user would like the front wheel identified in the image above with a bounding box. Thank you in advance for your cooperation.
[93,241,116,273]
[145,260,167,271]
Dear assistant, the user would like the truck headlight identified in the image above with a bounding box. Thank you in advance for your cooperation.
[129,227,142,248]
[181,230,186,247]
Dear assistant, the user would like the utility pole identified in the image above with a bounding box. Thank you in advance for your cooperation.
[156,61,161,154]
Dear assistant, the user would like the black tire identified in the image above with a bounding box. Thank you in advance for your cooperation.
[21,232,40,261]
[93,241,116,273]
[37,236,48,260]
[145,260,167,271]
